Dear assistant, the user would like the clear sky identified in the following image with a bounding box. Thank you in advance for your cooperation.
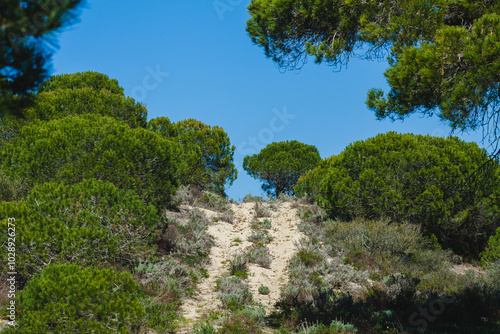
[50,0,487,200]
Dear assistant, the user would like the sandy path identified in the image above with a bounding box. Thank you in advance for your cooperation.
[180,201,304,326]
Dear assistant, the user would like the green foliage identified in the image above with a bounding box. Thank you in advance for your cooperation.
[216,276,253,311]
[192,322,216,334]
[315,132,500,257]
[295,156,337,198]
[0,0,84,118]
[24,72,148,128]
[481,227,500,266]
[149,117,237,195]
[230,254,249,278]
[7,263,144,333]
[243,140,321,197]
[1,114,182,207]
[39,71,124,94]
[297,249,323,268]
[0,170,29,202]
[0,179,159,281]
[218,313,263,334]
[247,0,500,143]
[258,285,270,295]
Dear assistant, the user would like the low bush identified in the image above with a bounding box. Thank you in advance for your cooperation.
[230,254,249,278]
[258,285,270,295]
[216,276,253,311]
[0,170,29,202]
[0,179,159,282]
[245,245,272,268]
[192,322,216,334]
[254,201,271,218]
[6,264,144,333]
[159,209,214,265]
[218,313,263,334]
[251,218,272,230]
[249,230,273,244]
[481,227,500,266]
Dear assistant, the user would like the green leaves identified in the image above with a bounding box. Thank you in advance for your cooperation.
[243,140,321,197]
[305,132,500,257]
[247,0,500,144]
[0,179,159,281]
[9,264,145,333]
[1,114,182,207]
[149,117,237,195]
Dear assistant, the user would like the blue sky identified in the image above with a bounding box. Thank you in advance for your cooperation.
[50,0,487,200]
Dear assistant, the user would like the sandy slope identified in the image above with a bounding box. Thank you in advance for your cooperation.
[180,201,305,325]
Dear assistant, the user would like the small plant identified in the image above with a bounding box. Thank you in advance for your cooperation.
[254,201,271,218]
[218,313,263,334]
[258,285,270,295]
[233,237,242,243]
[230,254,249,277]
[297,249,323,267]
[216,276,253,310]
[243,194,257,202]
[245,245,272,268]
[192,322,216,334]
[249,230,272,244]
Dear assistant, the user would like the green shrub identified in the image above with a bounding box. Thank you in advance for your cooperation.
[324,218,453,275]
[258,285,270,295]
[7,263,145,333]
[0,179,158,281]
[230,254,249,278]
[481,227,500,266]
[218,313,263,334]
[243,140,321,197]
[254,201,271,218]
[1,114,183,207]
[311,132,500,257]
[249,230,272,244]
[251,219,272,230]
[245,245,272,268]
[192,322,216,334]
[297,249,323,267]
[149,118,237,195]
[162,209,214,265]
[0,170,29,202]
[27,72,148,128]
[216,276,253,310]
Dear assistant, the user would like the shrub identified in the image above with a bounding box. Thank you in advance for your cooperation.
[0,114,183,207]
[0,170,29,202]
[0,179,158,281]
[230,254,249,278]
[192,322,216,334]
[7,263,145,333]
[249,230,273,244]
[218,313,263,334]
[254,201,271,218]
[27,71,148,128]
[216,276,253,311]
[312,132,500,257]
[150,118,237,195]
[297,249,323,267]
[323,218,454,275]
[251,218,272,230]
[481,227,500,266]
[245,245,272,268]
[258,285,270,295]
[243,140,321,197]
